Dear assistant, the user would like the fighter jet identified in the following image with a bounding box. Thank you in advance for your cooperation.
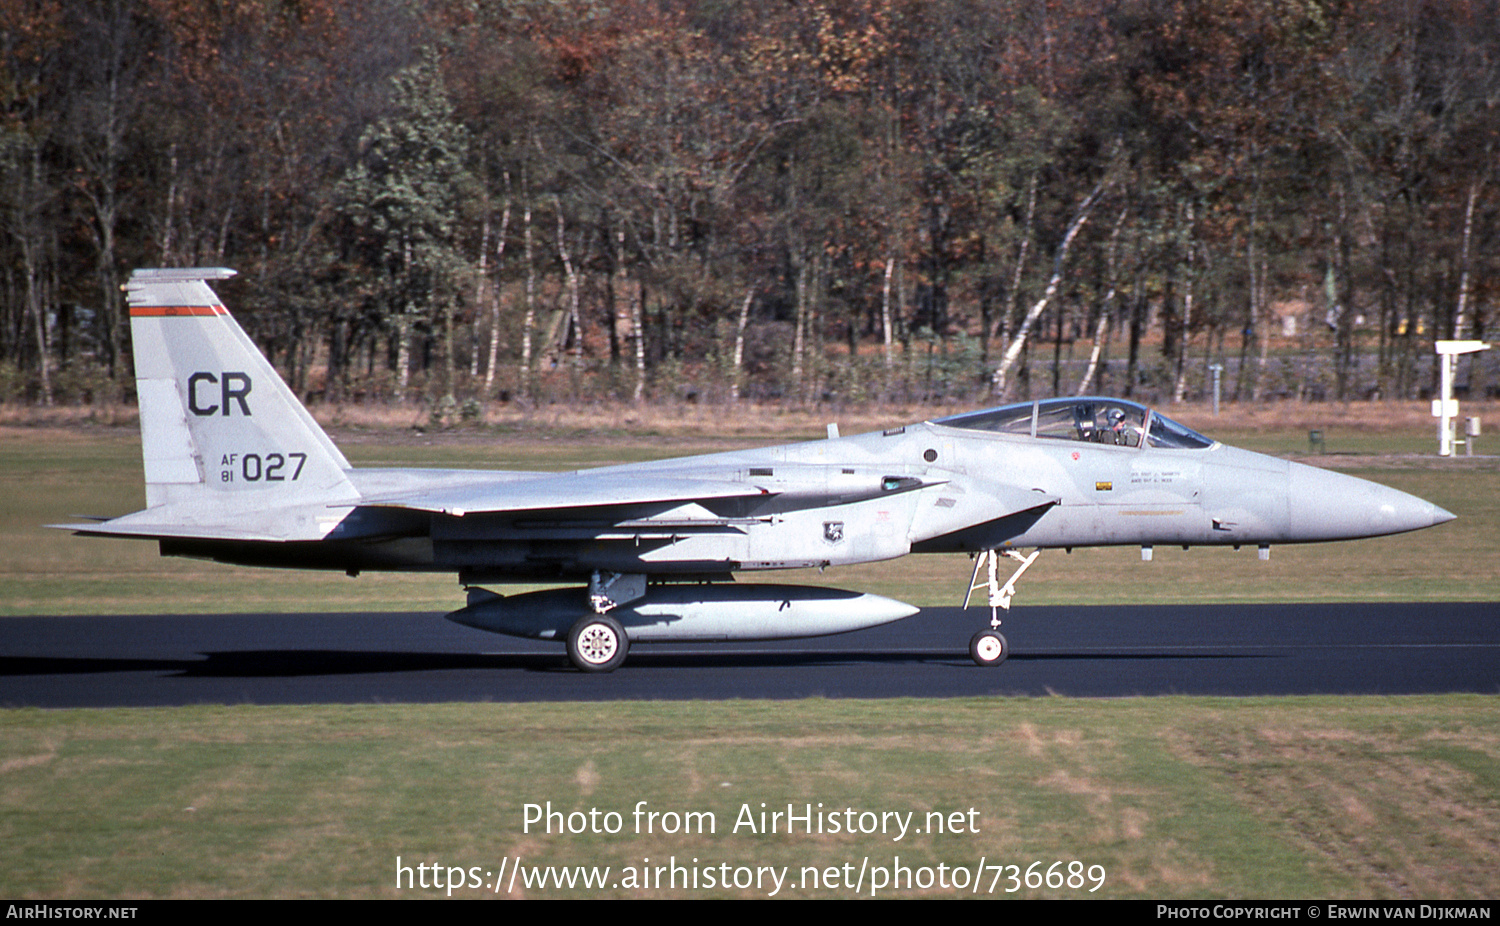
[57,267,1456,671]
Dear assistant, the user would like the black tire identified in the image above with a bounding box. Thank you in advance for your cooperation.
[567,614,629,672]
[969,629,1008,667]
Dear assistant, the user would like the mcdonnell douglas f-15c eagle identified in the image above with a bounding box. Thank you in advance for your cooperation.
[58,268,1456,671]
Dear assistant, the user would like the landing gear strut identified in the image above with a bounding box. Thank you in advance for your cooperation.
[963,548,1040,667]
[564,571,645,672]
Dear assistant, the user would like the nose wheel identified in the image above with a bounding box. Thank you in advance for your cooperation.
[969,629,1009,666]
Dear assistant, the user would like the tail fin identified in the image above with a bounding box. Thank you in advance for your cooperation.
[125,268,358,529]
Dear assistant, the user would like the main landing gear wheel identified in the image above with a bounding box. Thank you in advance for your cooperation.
[969,629,1008,667]
[567,614,629,673]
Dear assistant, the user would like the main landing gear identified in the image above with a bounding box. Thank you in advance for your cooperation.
[564,571,645,672]
[963,548,1041,667]
[566,613,629,673]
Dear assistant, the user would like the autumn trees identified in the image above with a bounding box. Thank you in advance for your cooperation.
[1,0,1496,409]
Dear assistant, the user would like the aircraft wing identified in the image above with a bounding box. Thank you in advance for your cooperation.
[358,471,771,517]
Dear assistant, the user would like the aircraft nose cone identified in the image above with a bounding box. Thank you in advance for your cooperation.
[1288,462,1455,541]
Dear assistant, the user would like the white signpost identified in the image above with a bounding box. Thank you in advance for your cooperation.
[1433,340,1490,456]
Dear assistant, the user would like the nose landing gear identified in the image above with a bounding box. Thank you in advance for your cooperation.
[963,548,1040,667]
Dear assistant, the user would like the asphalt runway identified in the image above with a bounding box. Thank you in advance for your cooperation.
[3,602,1497,706]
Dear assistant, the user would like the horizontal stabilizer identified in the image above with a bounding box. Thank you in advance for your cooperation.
[50,520,291,543]
[50,498,350,543]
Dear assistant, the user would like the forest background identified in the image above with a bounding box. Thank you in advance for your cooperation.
[2,0,1497,418]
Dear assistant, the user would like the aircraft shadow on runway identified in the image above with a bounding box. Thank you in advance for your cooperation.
[0,648,1270,679]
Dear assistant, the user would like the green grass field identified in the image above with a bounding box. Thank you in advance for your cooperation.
[2,410,1497,898]
[3,698,1497,899]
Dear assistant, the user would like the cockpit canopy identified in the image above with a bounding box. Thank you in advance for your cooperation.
[932,398,1216,450]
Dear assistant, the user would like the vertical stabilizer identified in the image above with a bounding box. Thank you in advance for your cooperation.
[126,268,358,517]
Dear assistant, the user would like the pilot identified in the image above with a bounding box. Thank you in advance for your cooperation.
[1106,407,1139,446]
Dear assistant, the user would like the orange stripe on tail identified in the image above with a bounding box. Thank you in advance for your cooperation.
[129,305,227,317]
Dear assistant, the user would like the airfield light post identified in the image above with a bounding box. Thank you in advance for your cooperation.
[1433,340,1490,456]
[1209,363,1223,416]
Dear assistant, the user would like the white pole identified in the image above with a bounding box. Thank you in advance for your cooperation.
[1434,341,1491,457]
[1439,352,1455,457]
